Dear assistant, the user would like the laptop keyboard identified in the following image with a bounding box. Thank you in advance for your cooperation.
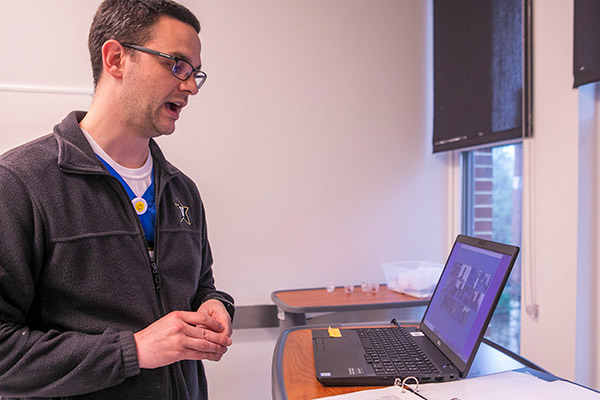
[357,327,439,376]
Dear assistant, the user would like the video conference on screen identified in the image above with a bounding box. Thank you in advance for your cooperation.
[440,262,492,326]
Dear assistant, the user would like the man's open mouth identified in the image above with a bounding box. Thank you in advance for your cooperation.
[166,102,183,113]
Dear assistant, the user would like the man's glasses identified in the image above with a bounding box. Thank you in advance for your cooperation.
[122,44,207,89]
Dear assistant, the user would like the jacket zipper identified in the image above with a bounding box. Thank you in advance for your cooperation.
[151,173,179,400]
[103,170,179,400]
[148,254,164,313]
[148,252,177,400]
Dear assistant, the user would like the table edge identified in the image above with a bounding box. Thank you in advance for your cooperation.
[271,287,430,313]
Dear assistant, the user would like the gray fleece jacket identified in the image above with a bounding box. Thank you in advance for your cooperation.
[0,111,234,399]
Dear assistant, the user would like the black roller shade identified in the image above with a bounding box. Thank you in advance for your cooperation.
[433,0,531,153]
[573,0,600,87]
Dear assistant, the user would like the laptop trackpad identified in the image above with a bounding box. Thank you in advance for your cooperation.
[314,331,369,377]
[314,336,355,351]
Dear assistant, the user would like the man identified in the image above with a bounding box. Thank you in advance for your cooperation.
[0,1,234,399]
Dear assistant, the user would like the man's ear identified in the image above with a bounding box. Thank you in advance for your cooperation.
[101,40,127,80]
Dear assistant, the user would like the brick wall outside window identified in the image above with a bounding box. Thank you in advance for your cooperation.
[472,148,494,240]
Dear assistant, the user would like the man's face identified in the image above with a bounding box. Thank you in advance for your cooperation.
[122,16,202,138]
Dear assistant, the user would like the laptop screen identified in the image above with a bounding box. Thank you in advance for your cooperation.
[422,239,515,365]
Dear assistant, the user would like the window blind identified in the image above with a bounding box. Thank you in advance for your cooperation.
[433,0,532,153]
[573,0,600,88]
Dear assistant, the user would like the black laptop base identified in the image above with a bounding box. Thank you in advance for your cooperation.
[313,327,459,386]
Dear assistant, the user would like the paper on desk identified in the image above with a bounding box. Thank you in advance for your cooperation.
[316,371,600,400]
[316,385,418,399]
[418,370,600,400]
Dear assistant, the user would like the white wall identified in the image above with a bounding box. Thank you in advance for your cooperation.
[519,0,599,390]
[520,0,579,381]
[165,0,448,305]
[0,1,96,142]
[0,1,445,398]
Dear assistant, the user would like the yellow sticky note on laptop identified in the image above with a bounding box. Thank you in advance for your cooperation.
[328,326,342,338]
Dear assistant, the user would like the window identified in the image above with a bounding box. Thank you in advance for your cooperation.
[462,143,522,353]
[434,0,530,353]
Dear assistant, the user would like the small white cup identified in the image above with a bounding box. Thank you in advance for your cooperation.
[326,283,336,293]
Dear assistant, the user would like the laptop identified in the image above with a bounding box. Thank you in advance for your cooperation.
[312,234,520,386]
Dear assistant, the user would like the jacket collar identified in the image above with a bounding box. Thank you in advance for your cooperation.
[55,111,179,176]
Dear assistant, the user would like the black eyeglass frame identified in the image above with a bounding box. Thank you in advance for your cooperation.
[122,43,207,89]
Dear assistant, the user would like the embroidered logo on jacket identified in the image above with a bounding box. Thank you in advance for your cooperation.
[174,199,191,225]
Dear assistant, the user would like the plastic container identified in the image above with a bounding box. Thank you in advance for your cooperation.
[382,260,443,298]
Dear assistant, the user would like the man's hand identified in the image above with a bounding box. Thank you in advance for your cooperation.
[198,299,233,338]
[134,309,233,369]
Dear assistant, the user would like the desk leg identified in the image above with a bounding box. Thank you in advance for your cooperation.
[277,307,306,329]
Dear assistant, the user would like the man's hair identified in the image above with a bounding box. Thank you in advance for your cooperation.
[88,0,200,88]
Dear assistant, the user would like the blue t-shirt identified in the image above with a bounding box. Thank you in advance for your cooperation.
[97,156,156,247]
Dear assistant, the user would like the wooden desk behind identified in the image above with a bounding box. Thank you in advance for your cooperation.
[271,324,542,400]
[271,286,429,329]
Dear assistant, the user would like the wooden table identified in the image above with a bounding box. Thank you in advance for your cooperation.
[271,324,547,400]
[271,285,429,329]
